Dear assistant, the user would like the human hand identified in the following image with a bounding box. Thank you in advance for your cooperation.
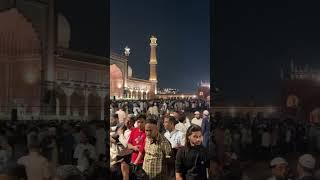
[132,145,139,151]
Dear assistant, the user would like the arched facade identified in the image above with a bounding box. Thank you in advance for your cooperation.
[0,3,108,121]
[110,64,124,99]
[0,8,41,115]
[110,52,155,100]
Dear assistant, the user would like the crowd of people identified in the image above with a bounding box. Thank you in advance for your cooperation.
[207,114,320,180]
[0,120,107,180]
[3,98,320,179]
[110,98,320,180]
[109,99,212,180]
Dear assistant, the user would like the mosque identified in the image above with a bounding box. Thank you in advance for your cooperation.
[0,0,108,121]
[110,36,158,100]
[281,60,320,122]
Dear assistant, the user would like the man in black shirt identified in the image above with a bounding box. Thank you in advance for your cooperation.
[175,124,210,180]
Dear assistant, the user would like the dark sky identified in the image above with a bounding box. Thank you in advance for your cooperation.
[213,0,320,104]
[56,0,108,57]
[111,0,210,93]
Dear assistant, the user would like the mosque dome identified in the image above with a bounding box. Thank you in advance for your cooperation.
[57,13,70,48]
[128,66,133,77]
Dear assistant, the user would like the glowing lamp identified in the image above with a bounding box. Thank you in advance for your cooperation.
[124,46,131,56]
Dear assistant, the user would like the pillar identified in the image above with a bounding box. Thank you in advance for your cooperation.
[98,91,107,120]
[84,89,89,121]
[56,98,60,117]
[63,88,74,117]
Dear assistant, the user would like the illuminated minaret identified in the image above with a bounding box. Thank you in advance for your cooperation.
[149,36,158,95]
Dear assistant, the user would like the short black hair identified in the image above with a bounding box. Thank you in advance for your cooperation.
[137,114,146,120]
[128,116,136,123]
[145,118,158,125]
[178,113,186,123]
[168,116,178,125]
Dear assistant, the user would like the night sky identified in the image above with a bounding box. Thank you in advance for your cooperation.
[111,0,210,93]
[55,0,109,57]
[213,0,320,105]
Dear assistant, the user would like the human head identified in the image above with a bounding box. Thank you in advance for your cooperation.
[185,124,202,147]
[136,114,146,131]
[163,116,177,132]
[113,114,118,120]
[145,118,158,138]
[27,135,40,152]
[173,111,180,119]
[79,130,89,144]
[270,157,288,179]
[178,113,186,123]
[203,110,209,117]
[194,111,200,119]
[125,115,136,129]
[297,154,316,175]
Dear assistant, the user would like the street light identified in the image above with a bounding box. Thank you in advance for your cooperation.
[124,46,130,99]
[124,46,131,56]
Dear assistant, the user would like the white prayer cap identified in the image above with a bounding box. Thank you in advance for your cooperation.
[270,157,288,167]
[298,154,316,169]
[194,111,200,115]
[203,110,209,116]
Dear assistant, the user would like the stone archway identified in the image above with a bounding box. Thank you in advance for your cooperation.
[0,9,41,114]
[55,87,67,116]
[110,64,124,99]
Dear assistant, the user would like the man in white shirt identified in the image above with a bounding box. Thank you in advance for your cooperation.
[164,116,185,148]
[116,116,136,180]
[174,112,190,135]
[133,104,141,116]
[148,103,159,117]
[115,107,126,124]
[191,111,203,127]
[17,136,51,180]
[118,116,135,148]
[73,131,96,172]
[163,115,185,179]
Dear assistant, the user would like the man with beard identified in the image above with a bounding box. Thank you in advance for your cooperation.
[176,125,210,180]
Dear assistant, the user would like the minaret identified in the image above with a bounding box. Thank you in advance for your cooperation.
[149,36,158,95]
